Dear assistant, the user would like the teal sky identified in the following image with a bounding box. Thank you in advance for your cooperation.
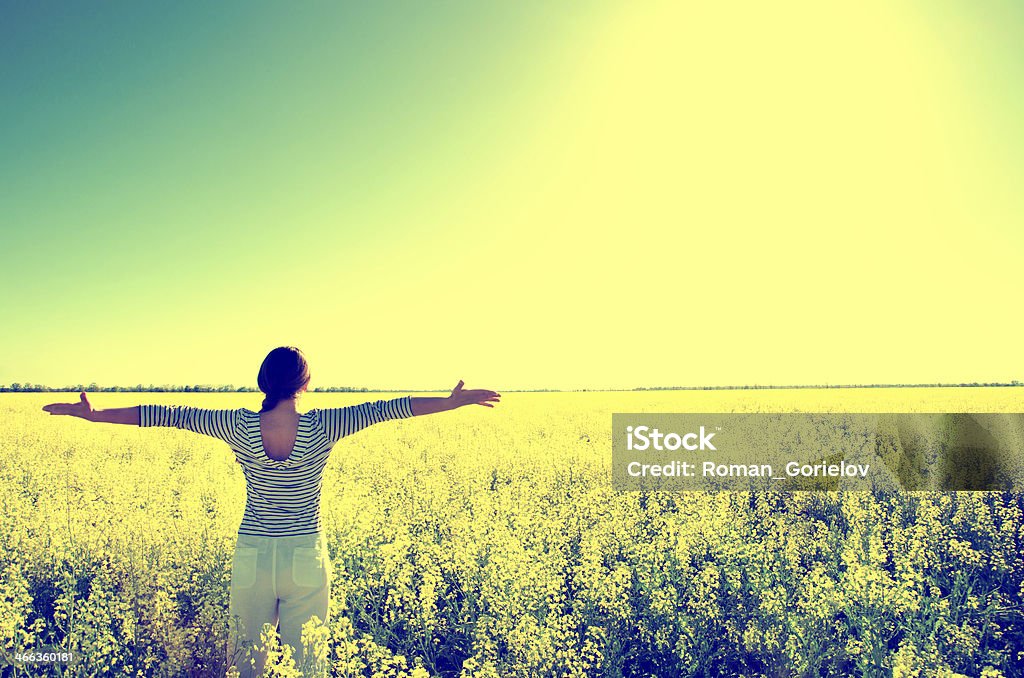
[2,1,1022,391]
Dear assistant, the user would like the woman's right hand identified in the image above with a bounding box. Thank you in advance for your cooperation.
[42,392,94,420]
[448,380,501,408]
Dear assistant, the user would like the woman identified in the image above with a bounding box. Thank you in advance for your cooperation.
[42,346,501,676]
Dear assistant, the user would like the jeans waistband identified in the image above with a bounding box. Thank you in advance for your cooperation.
[235,531,327,550]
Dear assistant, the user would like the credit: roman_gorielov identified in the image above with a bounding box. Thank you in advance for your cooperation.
[627,460,870,478]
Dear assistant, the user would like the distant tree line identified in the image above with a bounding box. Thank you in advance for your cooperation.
[2,381,1020,393]
[632,381,1023,391]
[0,383,377,393]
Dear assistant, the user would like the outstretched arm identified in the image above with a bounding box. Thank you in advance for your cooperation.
[43,392,139,425]
[44,393,242,446]
[410,380,501,416]
[319,380,501,444]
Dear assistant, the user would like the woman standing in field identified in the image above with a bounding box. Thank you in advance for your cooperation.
[42,346,501,677]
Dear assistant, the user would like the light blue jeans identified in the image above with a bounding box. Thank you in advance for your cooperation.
[226,531,332,677]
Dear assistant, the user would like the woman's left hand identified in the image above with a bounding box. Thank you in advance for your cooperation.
[42,392,95,420]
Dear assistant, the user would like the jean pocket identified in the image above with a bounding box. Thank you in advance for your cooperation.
[231,547,259,589]
[292,546,330,588]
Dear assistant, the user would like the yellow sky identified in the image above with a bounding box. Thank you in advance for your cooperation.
[2,1,1021,390]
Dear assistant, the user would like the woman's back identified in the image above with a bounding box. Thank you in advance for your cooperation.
[259,408,302,461]
[138,396,415,536]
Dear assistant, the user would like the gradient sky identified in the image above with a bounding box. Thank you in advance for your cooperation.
[2,0,1022,391]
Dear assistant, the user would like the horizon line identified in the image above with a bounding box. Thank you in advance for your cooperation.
[2,380,1022,393]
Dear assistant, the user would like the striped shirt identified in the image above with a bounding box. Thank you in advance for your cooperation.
[139,396,415,536]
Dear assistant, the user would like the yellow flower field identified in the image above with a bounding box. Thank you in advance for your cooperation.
[1,389,1022,676]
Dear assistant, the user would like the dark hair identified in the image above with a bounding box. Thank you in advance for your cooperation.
[257,346,311,413]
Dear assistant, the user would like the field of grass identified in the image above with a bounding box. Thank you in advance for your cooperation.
[1,389,1022,677]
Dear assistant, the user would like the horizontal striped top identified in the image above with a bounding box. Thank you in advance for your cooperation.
[139,396,415,536]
